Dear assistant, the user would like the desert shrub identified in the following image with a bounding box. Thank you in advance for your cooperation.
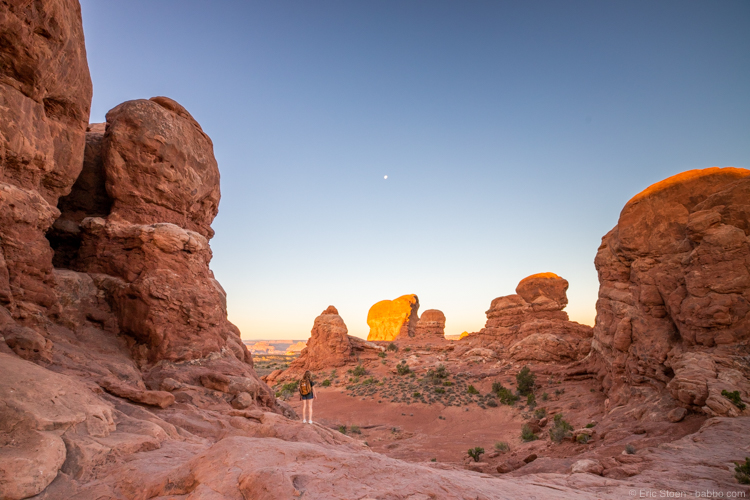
[350,425,361,434]
[541,392,549,401]
[494,384,519,405]
[362,377,377,385]
[387,343,398,352]
[468,446,485,462]
[280,381,298,399]
[527,393,536,408]
[322,379,331,387]
[722,390,747,410]
[494,441,510,452]
[397,362,411,376]
[381,359,387,365]
[434,387,445,394]
[521,424,538,442]
[378,351,386,358]
[467,385,479,395]
[576,433,591,444]
[338,425,347,434]
[554,388,565,396]
[404,347,411,352]
[735,457,750,484]
[413,392,421,397]
[353,365,367,377]
[585,422,596,428]
[431,457,437,462]
[516,366,536,396]
[443,380,453,386]
[534,408,547,419]
[486,399,498,407]
[549,413,573,443]
[625,444,636,455]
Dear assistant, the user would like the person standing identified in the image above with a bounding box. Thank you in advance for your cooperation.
[299,370,316,424]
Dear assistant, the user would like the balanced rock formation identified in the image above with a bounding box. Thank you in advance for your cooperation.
[366,294,419,341]
[415,309,446,338]
[588,167,750,416]
[466,273,592,362]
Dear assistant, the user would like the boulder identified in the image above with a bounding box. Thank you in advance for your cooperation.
[667,407,688,423]
[99,377,175,408]
[366,294,419,341]
[586,167,750,413]
[2,324,53,362]
[571,459,604,475]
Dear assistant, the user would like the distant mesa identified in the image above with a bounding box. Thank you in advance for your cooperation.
[285,341,307,354]
[366,294,420,341]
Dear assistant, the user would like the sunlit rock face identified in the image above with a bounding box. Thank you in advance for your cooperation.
[366,294,420,341]
[589,167,750,415]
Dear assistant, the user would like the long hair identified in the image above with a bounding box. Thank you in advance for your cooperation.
[303,370,312,381]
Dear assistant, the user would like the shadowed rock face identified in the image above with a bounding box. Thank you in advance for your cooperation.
[466,273,592,362]
[288,306,355,372]
[366,294,420,341]
[589,167,750,415]
[0,0,92,316]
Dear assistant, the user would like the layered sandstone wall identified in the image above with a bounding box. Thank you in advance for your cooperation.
[589,168,750,415]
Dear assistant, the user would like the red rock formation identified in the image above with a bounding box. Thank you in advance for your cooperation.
[588,167,750,415]
[465,273,592,362]
[0,0,92,317]
[366,294,420,341]
[414,309,446,338]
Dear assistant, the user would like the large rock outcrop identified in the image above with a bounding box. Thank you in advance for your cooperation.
[465,273,593,362]
[0,0,92,317]
[47,97,244,364]
[414,309,446,338]
[588,167,750,415]
[266,306,383,383]
[366,294,420,341]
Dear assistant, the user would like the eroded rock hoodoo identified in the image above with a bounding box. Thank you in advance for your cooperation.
[587,167,750,416]
[415,309,446,338]
[463,273,593,362]
[366,294,420,341]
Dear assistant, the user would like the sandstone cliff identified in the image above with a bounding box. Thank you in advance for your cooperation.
[586,167,750,417]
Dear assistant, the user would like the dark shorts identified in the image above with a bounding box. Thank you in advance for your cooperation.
[301,393,314,400]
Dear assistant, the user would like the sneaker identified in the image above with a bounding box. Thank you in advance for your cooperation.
[302,419,307,423]
[308,420,313,424]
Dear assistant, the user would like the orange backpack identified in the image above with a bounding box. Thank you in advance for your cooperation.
[299,378,312,396]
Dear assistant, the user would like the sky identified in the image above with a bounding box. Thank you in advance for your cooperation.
[79,1,750,340]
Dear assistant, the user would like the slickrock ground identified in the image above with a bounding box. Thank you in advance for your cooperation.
[1,1,750,499]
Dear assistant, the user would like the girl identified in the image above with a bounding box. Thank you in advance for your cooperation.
[299,370,316,424]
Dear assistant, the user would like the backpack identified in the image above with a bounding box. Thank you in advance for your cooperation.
[299,378,312,396]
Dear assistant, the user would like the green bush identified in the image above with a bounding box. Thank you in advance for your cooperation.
[443,380,453,386]
[413,391,421,397]
[486,399,498,407]
[625,444,636,455]
[322,379,331,387]
[387,343,398,352]
[735,457,750,484]
[541,392,549,401]
[494,384,519,405]
[350,425,361,434]
[521,424,538,442]
[338,425,347,434]
[722,390,747,410]
[585,422,596,428]
[549,413,573,443]
[434,387,446,394]
[362,377,377,385]
[378,351,386,358]
[516,366,536,396]
[494,441,510,452]
[353,365,367,377]
[467,385,479,395]
[404,347,411,352]
[468,446,485,462]
[397,362,411,376]
[527,393,536,408]
[431,457,437,462]
[534,408,547,419]
[576,433,591,444]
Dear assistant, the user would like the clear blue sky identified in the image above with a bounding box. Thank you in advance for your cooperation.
[79,1,750,340]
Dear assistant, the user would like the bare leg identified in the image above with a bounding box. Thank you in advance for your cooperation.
[302,400,308,422]
[308,399,313,423]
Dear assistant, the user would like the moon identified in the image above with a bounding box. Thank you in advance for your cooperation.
[384,175,388,180]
